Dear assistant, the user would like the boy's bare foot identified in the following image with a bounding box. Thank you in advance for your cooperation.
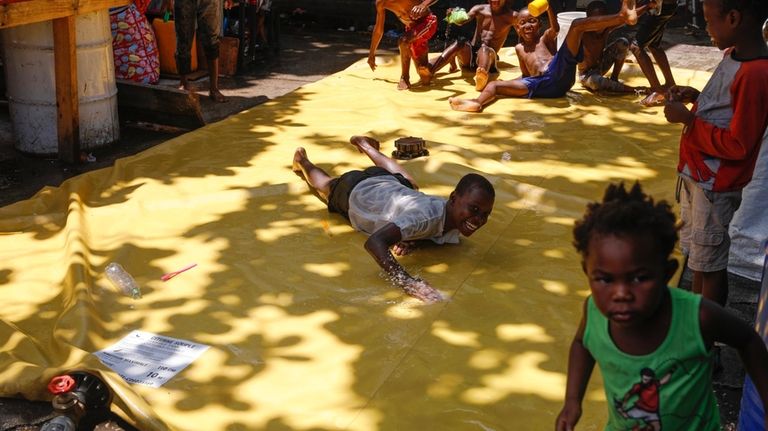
[210,89,229,103]
[621,0,637,25]
[639,91,666,107]
[449,97,482,112]
[474,67,489,91]
[398,77,411,90]
[350,135,380,152]
[292,147,308,177]
[417,65,432,85]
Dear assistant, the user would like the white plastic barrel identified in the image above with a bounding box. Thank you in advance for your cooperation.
[556,11,587,50]
[1,10,119,155]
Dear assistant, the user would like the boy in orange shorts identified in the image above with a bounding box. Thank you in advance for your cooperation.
[368,0,439,90]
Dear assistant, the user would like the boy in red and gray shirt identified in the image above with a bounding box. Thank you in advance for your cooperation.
[664,0,768,307]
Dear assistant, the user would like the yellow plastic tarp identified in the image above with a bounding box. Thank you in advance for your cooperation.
[0,49,712,430]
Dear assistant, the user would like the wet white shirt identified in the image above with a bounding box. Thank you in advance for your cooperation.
[347,176,460,244]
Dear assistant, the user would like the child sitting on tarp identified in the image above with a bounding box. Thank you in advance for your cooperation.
[449,0,647,112]
[422,0,520,91]
[292,136,495,303]
[578,0,649,94]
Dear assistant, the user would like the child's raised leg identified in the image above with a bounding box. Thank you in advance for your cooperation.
[293,147,334,200]
[564,0,637,58]
[349,136,419,188]
[474,45,497,91]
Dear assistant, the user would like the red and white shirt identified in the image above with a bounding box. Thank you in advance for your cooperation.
[678,49,768,192]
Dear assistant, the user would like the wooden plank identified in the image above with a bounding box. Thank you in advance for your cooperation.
[53,15,79,163]
[115,80,205,130]
[0,0,128,28]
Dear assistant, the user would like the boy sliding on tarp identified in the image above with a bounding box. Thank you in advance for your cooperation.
[292,136,494,303]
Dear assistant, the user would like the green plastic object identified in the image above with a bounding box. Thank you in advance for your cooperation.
[163,10,171,23]
[444,7,469,25]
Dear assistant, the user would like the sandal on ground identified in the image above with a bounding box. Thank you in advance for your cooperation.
[639,91,666,107]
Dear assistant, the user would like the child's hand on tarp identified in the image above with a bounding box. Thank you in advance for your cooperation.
[392,241,417,256]
[403,278,445,303]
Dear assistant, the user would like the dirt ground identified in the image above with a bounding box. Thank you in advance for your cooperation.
[0,12,757,431]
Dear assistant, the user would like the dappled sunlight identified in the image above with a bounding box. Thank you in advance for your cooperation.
[384,301,427,320]
[544,216,577,227]
[496,323,554,343]
[463,351,565,403]
[540,279,570,295]
[303,262,350,278]
[0,43,713,430]
[432,320,481,348]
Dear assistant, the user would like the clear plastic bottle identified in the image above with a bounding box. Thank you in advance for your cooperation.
[105,262,141,299]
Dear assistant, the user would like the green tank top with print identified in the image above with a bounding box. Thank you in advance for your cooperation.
[583,287,720,430]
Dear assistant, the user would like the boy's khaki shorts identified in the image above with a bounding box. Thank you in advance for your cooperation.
[679,176,742,272]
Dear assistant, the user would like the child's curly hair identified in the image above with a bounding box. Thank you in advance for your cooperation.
[573,182,678,259]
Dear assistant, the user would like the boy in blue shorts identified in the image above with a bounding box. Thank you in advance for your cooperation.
[555,182,768,430]
[449,0,644,112]
[292,136,495,303]
[663,0,768,308]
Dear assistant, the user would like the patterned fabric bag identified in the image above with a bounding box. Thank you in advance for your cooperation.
[110,4,161,84]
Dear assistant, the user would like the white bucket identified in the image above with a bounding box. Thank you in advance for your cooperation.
[1,10,119,155]
[556,11,587,50]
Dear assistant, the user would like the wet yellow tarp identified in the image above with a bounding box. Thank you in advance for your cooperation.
[0,48,712,430]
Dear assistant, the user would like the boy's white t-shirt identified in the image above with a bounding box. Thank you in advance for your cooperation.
[347,176,460,244]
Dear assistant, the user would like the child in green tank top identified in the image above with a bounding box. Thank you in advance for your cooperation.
[555,182,768,430]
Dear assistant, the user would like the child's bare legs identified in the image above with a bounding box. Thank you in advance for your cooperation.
[449,78,528,112]
[349,136,419,188]
[415,52,433,86]
[474,45,497,91]
[630,43,662,90]
[208,57,228,103]
[649,45,675,89]
[692,269,729,307]
[293,147,333,200]
[630,43,674,105]
[398,34,415,90]
[425,41,470,81]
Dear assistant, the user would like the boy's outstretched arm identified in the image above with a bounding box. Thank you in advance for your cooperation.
[700,299,768,427]
[542,2,559,43]
[556,304,595,431]
[364,223,444,302]
[368,1,387,71]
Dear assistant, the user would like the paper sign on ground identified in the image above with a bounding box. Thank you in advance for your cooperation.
[94,330,209,388]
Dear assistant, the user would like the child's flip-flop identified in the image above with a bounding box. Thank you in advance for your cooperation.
[639,91,666,107]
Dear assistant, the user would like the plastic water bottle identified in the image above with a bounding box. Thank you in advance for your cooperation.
[527,0,549,17]
[105,262,141,299]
